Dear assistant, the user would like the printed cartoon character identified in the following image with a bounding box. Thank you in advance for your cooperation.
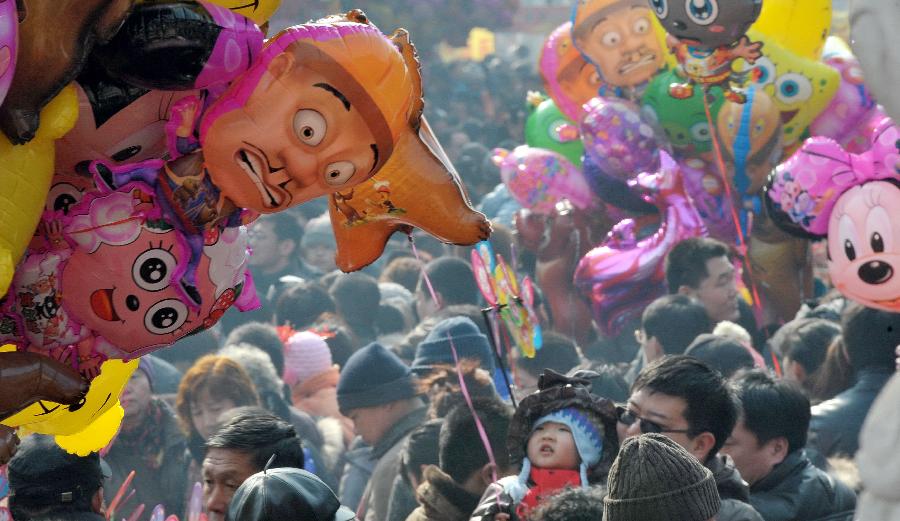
[716,88,783,197]
[539,22,605,122]
[523,95,584,167]
[366,181,401,214]
[572,0,665,91]
[767,118,900,312]
[650,0,763,103]
[332,190,363,225]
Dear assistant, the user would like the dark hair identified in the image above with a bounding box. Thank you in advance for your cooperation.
[400,419,444,486]
[224,322,285,376]
[380,256,424,293]
[685,334,755,378]
[732,370,810,453]
[568,363,630,403]
[842,303,900,371]
[516,331,582,377]
[665,237,731,293]
[312,318,355,368]
[768,318,840,375]
[421,257,479,307]
[176,355,260,438]
[632,356,738,459]
[642,295,712,355]
[330,273,382,333]
[806,336,853,403]
[206,408,305,472]
[419,360,499,419]
[530,486,606,521]
[377,302,408,335]
[440,398,513,484]
[259,211,302,246]
[274,281,336,331]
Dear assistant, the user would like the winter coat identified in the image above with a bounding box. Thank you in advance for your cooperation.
[708,453,766,521]
[386,474,419,521]
[808,368,893,459]
[340,437,376,511]
[407,466,482,521]
[749,450,856,521]
[27,512,106,521]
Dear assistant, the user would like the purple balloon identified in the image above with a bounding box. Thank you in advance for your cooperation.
[580,96,663,182]
[574,151,707,337]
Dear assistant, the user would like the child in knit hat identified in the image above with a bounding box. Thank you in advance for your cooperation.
[470,370,618,521]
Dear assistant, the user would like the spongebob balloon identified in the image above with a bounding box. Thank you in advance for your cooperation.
[743,30,839,147]
[1,344,137,456]
[751,0,831,60]
[0,86,79,295]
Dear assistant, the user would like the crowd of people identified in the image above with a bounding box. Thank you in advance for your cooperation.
[3,20,899,521]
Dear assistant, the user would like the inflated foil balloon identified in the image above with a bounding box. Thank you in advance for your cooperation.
[767,118,900,312]
[716,88,784,197]
[750,0,831,59]
[581,96,661,181]
[851,0,900,122]
[538,22,603,123]
[206,0,281,26]
[679,158,736,243]
[575,151,707,336]
[524,96,584,167]
[92,1,265,91]
[492,146,593,214]
[0,0,16,111]
[0,0,135,144]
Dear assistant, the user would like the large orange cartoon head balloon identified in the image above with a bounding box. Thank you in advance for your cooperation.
[200,10,423,215]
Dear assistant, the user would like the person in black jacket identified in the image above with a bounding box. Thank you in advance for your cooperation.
[724,370,856,521]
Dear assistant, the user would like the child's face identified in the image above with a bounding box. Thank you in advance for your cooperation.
[526,421,580,470]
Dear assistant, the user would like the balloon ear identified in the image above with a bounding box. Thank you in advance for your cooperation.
[389,28,424,130]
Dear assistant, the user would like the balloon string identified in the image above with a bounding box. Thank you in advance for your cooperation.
[702,92,766,322]
[409,235,499,485]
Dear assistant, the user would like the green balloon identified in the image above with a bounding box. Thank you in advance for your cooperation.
[641,68,725,157]
[524,98,584,167]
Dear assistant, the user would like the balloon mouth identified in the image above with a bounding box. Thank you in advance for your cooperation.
[228,0,260,12]
[780,110,798,124]
[618,52,657,75]
[90,288,120,322]
[234,147,284,209]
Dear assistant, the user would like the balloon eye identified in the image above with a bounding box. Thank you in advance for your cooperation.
[323,161,356,186]
[144,299,188,335]
[845,239,856,261]
[293,109,327,146]
[685,0,718,25]
[132,247,177,292]
[872,232,885,253]
[651,0,668,18]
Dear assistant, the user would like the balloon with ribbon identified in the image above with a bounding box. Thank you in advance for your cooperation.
[492,145,594,214]
[575,151,707,337]
[538,22,603,123]
[766,118,900,312]
[524,94,584,167]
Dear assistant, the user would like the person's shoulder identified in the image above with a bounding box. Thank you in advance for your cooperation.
[718,497,766,521]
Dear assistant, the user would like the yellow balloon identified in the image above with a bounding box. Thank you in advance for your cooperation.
[741,30,839,147]
[0,85,78,295]
[204,0,281,26]
[751,0,831,59]
[1,344,137,455]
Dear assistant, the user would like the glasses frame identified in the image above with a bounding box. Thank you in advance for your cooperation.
[616,405,693,436]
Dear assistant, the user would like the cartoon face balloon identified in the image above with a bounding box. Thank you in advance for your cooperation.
[524,98,584,167]
[539,22,604,122]
[206,0,281,26]
[767,118,900,312]
[650,0,762,49]
[572,0,665,88]
[642,68,724,157]
[716,88,783,195]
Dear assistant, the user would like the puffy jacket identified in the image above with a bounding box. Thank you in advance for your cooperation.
[407,466,482,521]
[708,454,766,521]
[749,450,856,521]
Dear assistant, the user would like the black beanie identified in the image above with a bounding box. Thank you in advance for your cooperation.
[337,342,418,414]
[603,434,720,521]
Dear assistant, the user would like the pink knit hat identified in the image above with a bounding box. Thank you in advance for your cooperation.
[283,331,333,388]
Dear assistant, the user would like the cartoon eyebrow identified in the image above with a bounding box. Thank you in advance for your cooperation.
[314,83,351,111]
[370,144,379,174]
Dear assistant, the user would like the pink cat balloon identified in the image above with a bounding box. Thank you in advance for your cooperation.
[574,151,707,336]
[768,118,900,311]
[492,146,594,214]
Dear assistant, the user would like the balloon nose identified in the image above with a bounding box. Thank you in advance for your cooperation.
[672,20,687,31]
[858,260,894,285]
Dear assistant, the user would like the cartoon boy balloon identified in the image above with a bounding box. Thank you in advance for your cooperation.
[572,0,666,94]
[650,0,763,103]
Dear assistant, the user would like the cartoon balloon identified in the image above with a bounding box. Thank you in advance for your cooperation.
[0,0,17,111]
[571,0,666,91]
[679,158,736,243]
[538,22,603,123]
[767,118,900,312]
[0,0,135,144]
[575,151,707,336]
[492,146,594,214]
[524,96,584,167]
[651,0,763,104]
[92,1,265,91]
[581,96,662,181]
[205,0,281,26]
[742,29,840,147]
[716,88,784,197]
[851,0,900,122]
[750,0,831,59]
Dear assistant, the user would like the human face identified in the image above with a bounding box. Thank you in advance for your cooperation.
[577,6,663,88]
[120,370,152,427]
[191,389,237,441]
[302,244,337,274]
[202,447,258,521]
[620,388,711,462]
[247,220,283,269]
[688,255,740,323]
[721,418,782,486]
[203,55,380,213]
[346,405,393,446]
[526,421,581,471]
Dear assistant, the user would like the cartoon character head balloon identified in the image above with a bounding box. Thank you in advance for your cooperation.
[539,22,603,122]
[651,0,762,49]
[767,118,900,312]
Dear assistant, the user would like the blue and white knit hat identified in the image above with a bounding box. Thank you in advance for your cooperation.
[518,406,605,488]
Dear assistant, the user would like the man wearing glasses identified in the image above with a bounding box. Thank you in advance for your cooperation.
[617,355,764,521]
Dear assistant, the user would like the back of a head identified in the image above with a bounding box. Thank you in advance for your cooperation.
[219,344,289,420]
[439,397,513,484]
[530,486,605,521]
[568,364,630,403]
[423,257,479,307]
[665,237,731,293]
[226,467,355,521]
[633,356,738,458]
[274,281,336,330]
[224,322,286,376]
[685,334,755,378]
[768,318,840,375]
[642,295,712,355]
[604,433,720,521]
[400,419,443,486]
[330,272,381,324]
[420,360,499,418]
[261,211,302,246]
[841,304,900,372]
[380,256,424,293]
[731,370,810,453]
[516,331,582,378]
[207,408,305,471]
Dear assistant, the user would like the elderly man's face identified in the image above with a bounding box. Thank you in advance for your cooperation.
[202,448,258,521]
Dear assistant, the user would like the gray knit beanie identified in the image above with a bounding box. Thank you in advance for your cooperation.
[603,434,720,521]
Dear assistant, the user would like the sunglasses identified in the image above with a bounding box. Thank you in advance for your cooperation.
[616,406,692,435]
